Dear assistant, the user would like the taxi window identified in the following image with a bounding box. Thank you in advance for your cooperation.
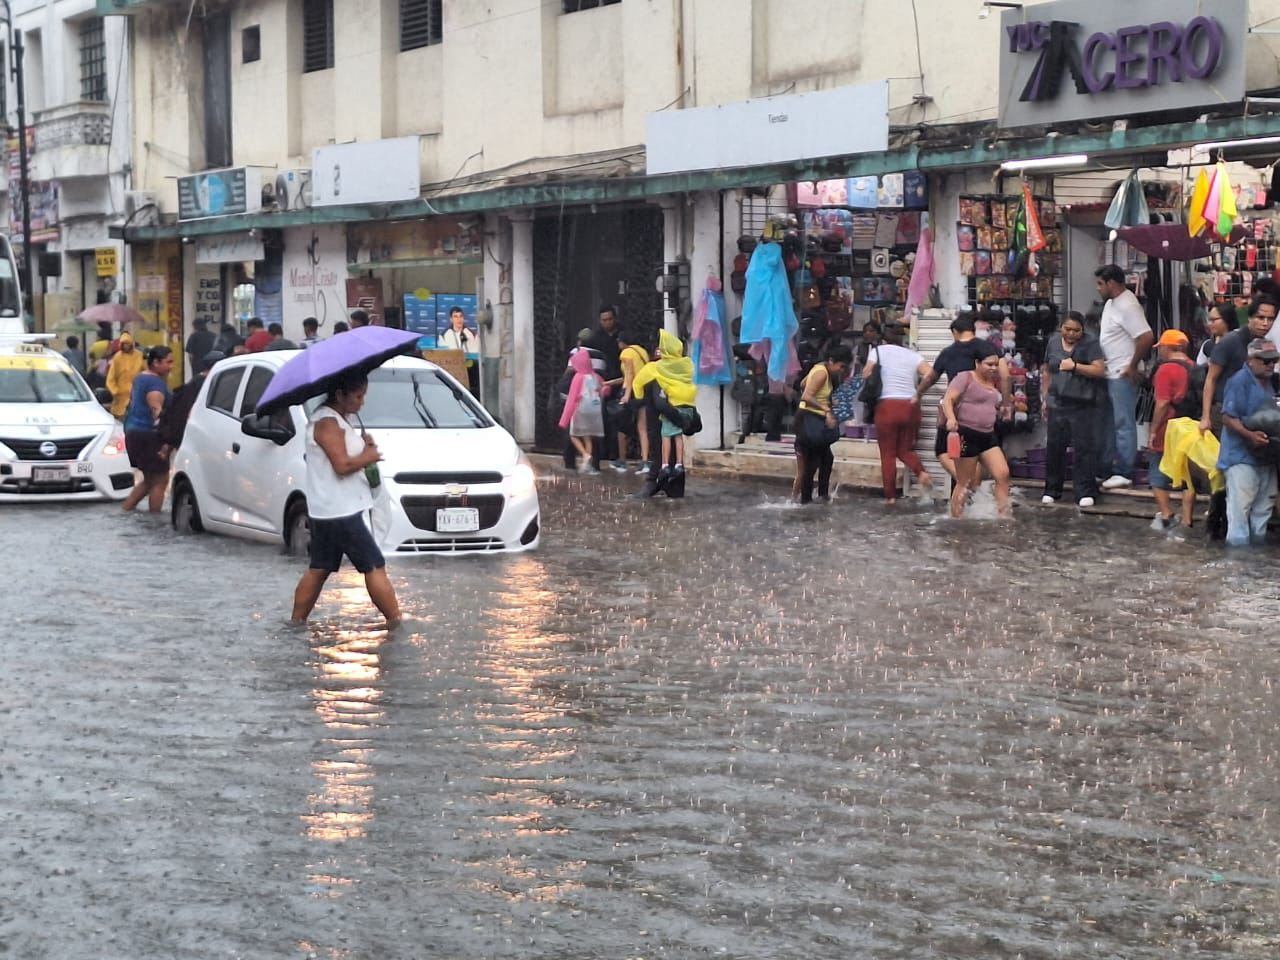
[206,366,245,416]
[239,365,275,418]
[0,355,91,403]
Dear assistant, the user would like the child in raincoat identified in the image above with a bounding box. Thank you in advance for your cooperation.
[633,329,697,482]
[558,346,606,473]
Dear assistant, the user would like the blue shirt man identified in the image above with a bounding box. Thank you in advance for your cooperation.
[1217,339,1280,546]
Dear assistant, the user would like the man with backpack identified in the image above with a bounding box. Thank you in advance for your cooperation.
[1149,330,1202,531]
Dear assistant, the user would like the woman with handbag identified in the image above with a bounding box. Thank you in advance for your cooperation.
[792,344,853,504]
[863,322,934,504]
[942,353,1012,519]
[1041,312,1106,507]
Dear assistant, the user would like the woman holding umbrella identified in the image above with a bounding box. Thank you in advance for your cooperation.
[290,369,401,627]
[254,326,420,627]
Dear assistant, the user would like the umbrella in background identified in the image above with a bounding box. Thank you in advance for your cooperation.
[254,326,422,416]
[78,302,146,327]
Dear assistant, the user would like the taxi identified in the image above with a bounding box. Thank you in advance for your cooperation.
[0,334,132,501]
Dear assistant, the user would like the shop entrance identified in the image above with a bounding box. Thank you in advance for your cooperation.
[531,205,664,450]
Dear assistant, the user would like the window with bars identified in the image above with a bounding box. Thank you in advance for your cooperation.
[400,0,442,51]
[562,0,620,12]
[302,0,333,73]
[79,19,106,102]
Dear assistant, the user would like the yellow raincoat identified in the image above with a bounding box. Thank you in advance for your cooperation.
[632,329,695,407]
[105,334,146,418]
[1159,417,1225,493]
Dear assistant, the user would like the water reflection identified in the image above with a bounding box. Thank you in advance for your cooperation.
[302,577,388,898]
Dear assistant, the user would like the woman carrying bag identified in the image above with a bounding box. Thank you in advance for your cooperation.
[793,344,853,504]
[863,322,934,504]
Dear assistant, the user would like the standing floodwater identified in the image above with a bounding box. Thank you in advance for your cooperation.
[3,476,1279,959]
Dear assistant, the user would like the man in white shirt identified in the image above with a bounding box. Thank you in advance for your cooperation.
[1095,265,1154,490]
[439,306,478,352]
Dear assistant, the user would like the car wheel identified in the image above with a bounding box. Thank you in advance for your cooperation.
[172,481,204,533]
[284,501,310,558]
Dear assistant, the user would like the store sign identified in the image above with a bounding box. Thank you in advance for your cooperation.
[645,82,889,176]
[998,0,1246,128]
[177,167,264,221]
[311,137,421,207]
[195,233,264,264]
[94,247,117,277]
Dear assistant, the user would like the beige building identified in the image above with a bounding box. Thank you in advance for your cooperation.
[105,0,1280,450]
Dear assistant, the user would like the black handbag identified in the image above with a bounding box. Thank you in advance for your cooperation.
[857,345,883,416]
[799,409,840,446]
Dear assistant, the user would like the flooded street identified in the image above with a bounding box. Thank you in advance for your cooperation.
[3,474,1280,959]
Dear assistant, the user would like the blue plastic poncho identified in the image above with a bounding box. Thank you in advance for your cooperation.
[739,243,799,384]
[691,278,732,386]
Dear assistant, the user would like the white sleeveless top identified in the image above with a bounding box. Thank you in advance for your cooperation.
[305,405,373,520]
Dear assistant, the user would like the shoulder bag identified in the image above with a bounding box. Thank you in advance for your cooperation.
[857,345,883,419]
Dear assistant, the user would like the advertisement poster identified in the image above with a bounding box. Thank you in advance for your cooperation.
[346,277,384,325]
[282,225,346,340]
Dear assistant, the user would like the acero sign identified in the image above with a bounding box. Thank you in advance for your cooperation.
[997,0,1246,129]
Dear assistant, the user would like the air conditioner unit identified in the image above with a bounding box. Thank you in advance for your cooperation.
[275,169,312,212]
[124,190,159,223]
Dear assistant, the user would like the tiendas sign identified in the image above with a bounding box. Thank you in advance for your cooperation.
[997,0,1246,129]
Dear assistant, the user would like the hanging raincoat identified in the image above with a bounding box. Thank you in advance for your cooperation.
[633,329,696,408]
[691,277,733,386]
[105,333,146,418]
[558,347,605,437]
[739,243,799,384]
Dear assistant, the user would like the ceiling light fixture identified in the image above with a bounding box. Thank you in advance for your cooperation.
[1000,154,1090,172]
[1192,135,1280,153]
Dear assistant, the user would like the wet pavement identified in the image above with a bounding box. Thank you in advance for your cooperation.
[3,472,1280,959]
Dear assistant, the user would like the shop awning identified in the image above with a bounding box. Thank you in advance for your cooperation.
[115,112,1280,243]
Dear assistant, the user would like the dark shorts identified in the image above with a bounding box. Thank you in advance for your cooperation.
[309,512,385,574]
[1149,458,1183,491]
[957,426,999,458]
[125,430,169,476]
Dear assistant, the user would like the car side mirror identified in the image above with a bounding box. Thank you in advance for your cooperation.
[94,387,112,407]
[240,413,295,447]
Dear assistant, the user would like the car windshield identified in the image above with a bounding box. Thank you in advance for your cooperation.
[0,362,92,403]
[306,367,493,429]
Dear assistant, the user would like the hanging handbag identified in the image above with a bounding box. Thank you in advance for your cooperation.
[830,373,861,423]
[800,285,822,310]
[857,345,883,418]
[799,409,841,446]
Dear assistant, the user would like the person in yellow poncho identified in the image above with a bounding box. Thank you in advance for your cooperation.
[105,332,146,419]
[632,329,696,489]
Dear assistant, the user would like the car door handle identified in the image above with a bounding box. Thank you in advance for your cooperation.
[231,442,241,454]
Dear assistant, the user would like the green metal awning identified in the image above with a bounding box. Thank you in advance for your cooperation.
[115,112,1280,243]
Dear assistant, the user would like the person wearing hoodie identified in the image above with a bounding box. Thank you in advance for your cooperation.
[632,329,697,492]
[105,332,146,419]
[558,345,606,474]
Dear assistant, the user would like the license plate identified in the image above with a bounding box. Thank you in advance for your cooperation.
[436,507,480,532]
[32,466,69,483]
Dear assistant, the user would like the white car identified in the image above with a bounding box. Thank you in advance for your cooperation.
[0,337,132,501]
[170,352,540,555]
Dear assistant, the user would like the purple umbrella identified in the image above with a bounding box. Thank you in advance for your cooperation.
[254,326,422,416]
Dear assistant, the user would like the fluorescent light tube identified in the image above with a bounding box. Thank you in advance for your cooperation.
[1000,154,1090,172]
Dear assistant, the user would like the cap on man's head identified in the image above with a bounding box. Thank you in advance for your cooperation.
[576,327,593,343]
[1248,338,1280,360]
[1157,329,1189,349]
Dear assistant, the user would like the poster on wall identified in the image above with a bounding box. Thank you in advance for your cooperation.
[282,225,346,340]
[194,265,223,330]
[346,277,384,325]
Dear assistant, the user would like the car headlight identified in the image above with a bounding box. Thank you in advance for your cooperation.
[102,427,126,456]
[508,456,537,498]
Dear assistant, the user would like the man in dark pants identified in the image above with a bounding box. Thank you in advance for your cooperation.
[584,305,623,466]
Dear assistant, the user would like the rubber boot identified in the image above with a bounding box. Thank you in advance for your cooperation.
[666,465,686,499]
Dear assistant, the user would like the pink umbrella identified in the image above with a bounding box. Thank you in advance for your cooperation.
[78,302,146,327]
